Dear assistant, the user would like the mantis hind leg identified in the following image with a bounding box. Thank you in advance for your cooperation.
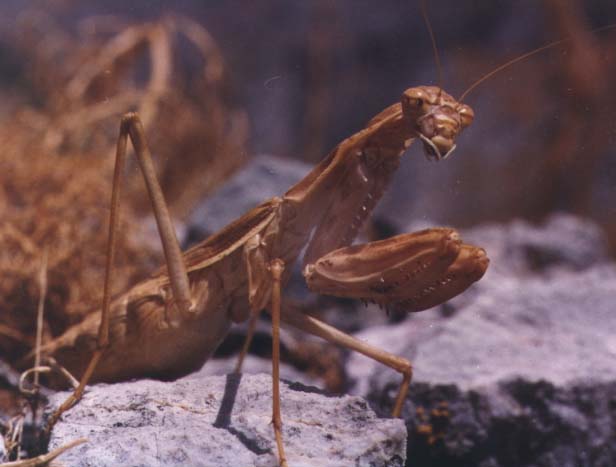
[279,305,413,417]
[45,113,192,434]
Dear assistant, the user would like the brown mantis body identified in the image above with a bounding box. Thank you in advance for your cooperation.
[40,86,487,465]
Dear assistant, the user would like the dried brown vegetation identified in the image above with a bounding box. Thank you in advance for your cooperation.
[0,14,247,390]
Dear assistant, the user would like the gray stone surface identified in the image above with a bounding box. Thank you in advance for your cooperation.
[346,215,616,466]
[187,155,310,237]
[0,435,5,463]
[47,373,406,467]
[185,154,318,305]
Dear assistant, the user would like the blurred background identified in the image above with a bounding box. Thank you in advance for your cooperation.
[0,0,615,439]
[0,0,615,233]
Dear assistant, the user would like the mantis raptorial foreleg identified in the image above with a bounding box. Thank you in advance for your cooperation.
[292,228,489,417]
[45,113,193,432]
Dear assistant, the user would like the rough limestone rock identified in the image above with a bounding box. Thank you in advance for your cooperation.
[347,214,616,467]
[47,373,406,467]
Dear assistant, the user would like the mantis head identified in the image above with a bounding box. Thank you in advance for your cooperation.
[402,86,474,161]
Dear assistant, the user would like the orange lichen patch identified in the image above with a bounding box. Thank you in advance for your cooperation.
[414,402,451,446]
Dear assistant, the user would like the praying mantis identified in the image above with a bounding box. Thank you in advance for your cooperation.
[36,85,487,467]
[27,7,616,467]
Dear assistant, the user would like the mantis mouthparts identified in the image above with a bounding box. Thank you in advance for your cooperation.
[418,133,457,160]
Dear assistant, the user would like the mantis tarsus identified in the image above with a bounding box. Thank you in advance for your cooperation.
[37,85,488,466]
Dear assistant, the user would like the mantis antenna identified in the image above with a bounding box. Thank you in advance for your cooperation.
[420,0,443,96]
[459,23,616,102]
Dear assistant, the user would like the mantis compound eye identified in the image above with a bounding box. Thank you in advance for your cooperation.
[402,88,429,117]
[458,104,475,129]
[407,97,424,108]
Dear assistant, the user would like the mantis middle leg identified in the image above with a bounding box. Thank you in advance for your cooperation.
[269,259,288,467]
[279,306,412,417]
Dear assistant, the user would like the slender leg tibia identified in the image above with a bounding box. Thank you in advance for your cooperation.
[280,306,413,417]
[44,351,103,434]
[270,259,288,467]
[234,309,260,374]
